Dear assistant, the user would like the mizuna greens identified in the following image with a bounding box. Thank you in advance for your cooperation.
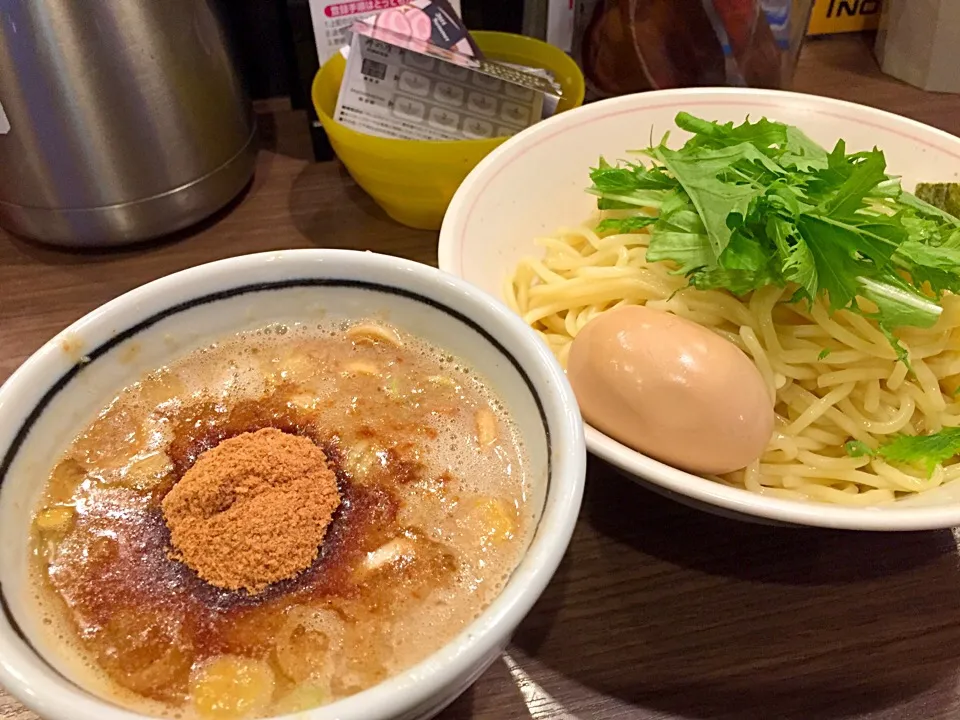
[587,112,960,474]
[588,112,960,363]
[846,430,960,476]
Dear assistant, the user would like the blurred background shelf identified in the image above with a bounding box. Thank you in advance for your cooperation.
[252,32,960,165]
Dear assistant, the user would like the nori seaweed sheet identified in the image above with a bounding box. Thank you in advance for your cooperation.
[915,183,960,217]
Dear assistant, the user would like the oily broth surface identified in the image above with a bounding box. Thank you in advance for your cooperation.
[29,321,533,718]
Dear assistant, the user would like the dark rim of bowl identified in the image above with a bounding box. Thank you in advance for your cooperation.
[0,278,551,708]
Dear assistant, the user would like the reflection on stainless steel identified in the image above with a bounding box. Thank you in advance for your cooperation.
[503,652,581,720]
[0,0,256,247]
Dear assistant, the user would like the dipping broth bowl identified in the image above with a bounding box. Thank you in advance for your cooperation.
[0,249,586,720]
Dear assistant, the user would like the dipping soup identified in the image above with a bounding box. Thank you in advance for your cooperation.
[29,321,533,718]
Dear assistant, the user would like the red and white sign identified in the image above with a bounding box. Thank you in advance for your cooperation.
[325,0,408,19]
[308,0,462,64]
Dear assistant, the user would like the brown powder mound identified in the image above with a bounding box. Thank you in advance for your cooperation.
[161,428,340,594]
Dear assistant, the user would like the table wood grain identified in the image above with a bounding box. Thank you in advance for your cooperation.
[5,33,960,720]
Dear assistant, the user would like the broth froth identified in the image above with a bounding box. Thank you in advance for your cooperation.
[29,321,533,718]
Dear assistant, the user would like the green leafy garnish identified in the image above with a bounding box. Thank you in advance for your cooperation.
[845,429,960,476]
[587,158,676,210]
[874,428,960,476]
[844,440,875,458]
[596,215,657,234]
[817,348,831,361]
[586,113,960,359]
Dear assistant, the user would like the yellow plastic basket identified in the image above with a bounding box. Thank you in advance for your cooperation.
[311,31,586,230]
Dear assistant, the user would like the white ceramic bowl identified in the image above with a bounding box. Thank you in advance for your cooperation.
[438,87,960,531]
[0,250,586,720]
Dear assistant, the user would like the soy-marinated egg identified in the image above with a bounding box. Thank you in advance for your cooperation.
[567,305,774,475]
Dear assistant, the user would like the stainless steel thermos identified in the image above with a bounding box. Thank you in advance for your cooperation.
[0,0,257,247]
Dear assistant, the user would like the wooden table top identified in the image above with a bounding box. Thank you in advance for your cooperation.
[4,33,960,720]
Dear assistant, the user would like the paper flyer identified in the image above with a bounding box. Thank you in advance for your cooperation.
[332,0,561,142]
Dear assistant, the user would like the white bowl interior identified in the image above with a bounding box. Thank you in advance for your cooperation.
[439,87,960,530]
[0,251,584,720]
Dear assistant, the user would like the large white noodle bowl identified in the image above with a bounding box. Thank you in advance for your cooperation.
[439,87,960,530]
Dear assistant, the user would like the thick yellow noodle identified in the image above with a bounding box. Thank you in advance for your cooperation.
[505,217,960,506]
